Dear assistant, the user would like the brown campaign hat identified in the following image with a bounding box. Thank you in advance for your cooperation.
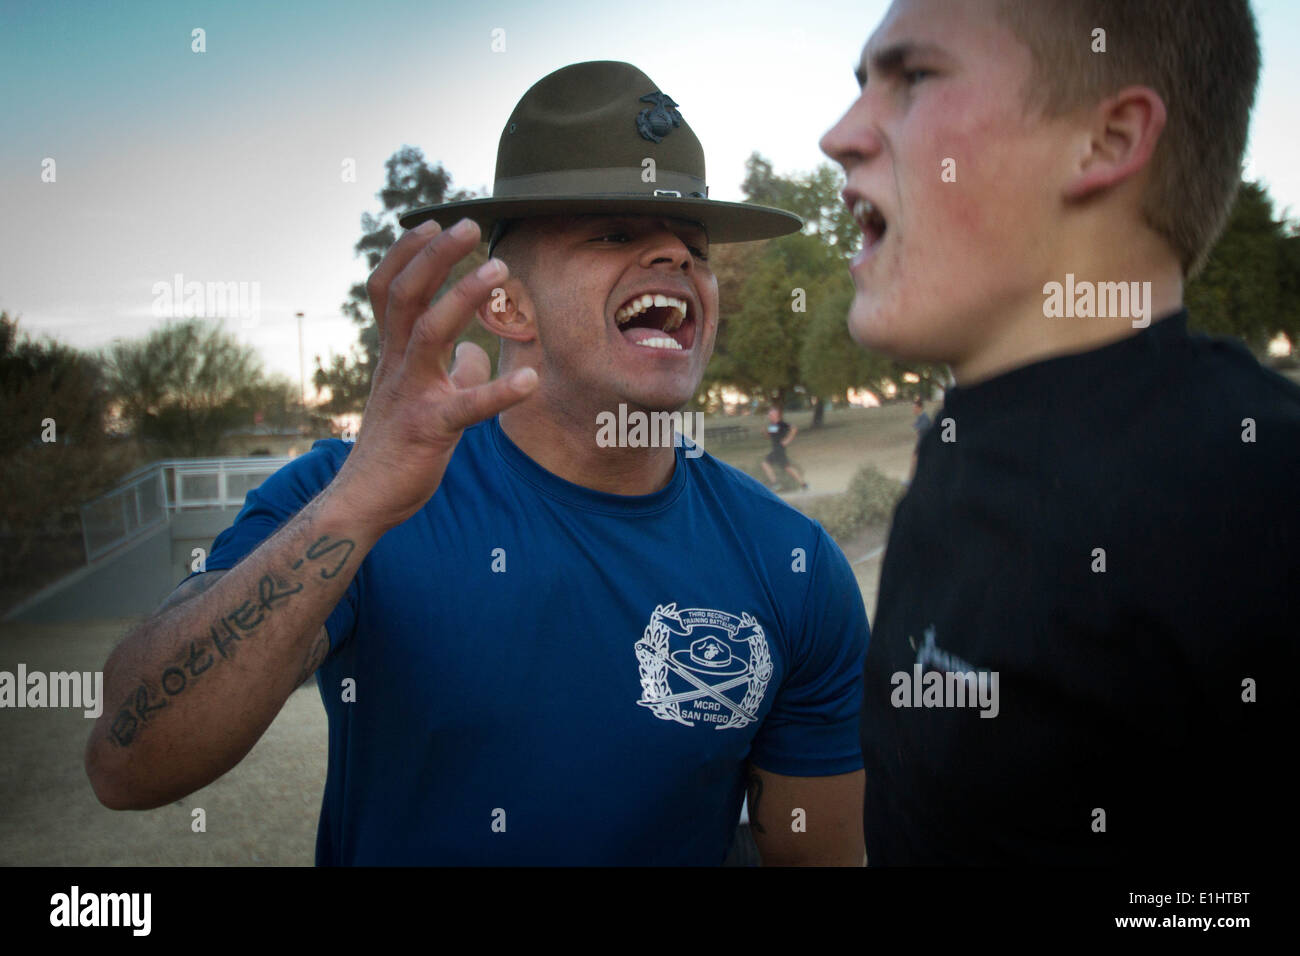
[398,61,802,245]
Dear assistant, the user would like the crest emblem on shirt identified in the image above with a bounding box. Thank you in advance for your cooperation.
[635,604,772,729]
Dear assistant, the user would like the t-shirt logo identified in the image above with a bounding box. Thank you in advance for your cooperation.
[635,604,772,729]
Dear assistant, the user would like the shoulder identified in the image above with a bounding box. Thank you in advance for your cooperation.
[1162,331,1300,462]
[687,451,837,550]
[300,437,355,469]
[243,439,353,505]
[1183,331,1300,415]
[689,448,779,502]
[1074,329,1299,565]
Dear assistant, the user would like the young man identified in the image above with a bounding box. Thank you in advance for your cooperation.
[821,0,1296,864]
[761,406,808,491]
[85,62,869,866]
[910,398,930,439]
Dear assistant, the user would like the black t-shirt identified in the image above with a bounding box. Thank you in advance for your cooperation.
[767,420,790,449]
[861,310,1297,866]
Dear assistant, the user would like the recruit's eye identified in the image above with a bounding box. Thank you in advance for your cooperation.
[903,68,934,85]
[591,233,630,243]
[688,245,709,261]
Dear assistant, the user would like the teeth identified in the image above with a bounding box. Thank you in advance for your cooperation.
[615,294,690,330]
[639,336,683,351]
[852,198,884,237]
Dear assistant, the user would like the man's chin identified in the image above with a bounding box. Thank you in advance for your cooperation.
[847,298,904,355]
[618,393,695,414]
[847,298,949,367]
[616,377,703,414]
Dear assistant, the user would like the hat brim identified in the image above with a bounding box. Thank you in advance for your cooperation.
[397,195,802,244]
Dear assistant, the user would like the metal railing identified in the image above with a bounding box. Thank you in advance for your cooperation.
[79,457,291,563]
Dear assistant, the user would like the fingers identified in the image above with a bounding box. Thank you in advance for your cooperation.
[403,257,508,382]
[367,220,441,340]
[436,366,539,434]
[377,218,483,360]
[448,341,493,390]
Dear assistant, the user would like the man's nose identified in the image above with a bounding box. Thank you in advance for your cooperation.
[640,233,693,272]
[820,96,882,170]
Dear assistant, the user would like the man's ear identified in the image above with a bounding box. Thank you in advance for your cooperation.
[1063,85,1167,202]
[475,277,537,344]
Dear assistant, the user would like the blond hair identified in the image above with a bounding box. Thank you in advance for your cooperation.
[997,0,1260,277]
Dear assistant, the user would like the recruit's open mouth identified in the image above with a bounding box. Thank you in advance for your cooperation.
[614,290,696,351]
[852,196,888,250]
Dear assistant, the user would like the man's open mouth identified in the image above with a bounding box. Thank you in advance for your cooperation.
[852,197,888,249]
[614,291,696,351]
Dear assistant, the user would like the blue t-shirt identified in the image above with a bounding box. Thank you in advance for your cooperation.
[185,417,868,865]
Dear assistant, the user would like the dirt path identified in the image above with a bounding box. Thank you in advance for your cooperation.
[706,404,918,494]
[0,619,326,865]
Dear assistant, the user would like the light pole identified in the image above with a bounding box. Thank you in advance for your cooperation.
[295,311,306,415]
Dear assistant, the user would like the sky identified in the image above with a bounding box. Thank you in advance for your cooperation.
[4,0,1299,390]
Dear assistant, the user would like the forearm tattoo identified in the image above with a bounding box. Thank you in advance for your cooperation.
[106,536,354,747]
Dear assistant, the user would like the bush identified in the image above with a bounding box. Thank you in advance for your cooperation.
[0,313,142,609]
[799,464,904,539]
[846,463,906,525]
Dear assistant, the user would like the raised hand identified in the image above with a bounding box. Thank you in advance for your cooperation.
[331,218,538,532]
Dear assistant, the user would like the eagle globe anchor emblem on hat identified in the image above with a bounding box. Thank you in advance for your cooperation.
[397,61,802,247]
[635,604,773,730]
[636,92,682,144]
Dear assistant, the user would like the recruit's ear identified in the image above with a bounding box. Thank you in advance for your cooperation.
[1062,85,1167,202]
[475,277,537,344]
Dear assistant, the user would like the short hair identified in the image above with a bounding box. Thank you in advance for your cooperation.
[996,0,1260,278]
[489,222,534,282]
[487,220,511,258]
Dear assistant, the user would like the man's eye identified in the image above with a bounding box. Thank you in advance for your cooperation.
[689,246,709,261]
[903,68,933,85]
[592,233,630,243]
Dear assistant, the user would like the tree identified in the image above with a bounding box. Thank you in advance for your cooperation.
[722,156,880,422]
[1186,181,1300,352]
[102,318,267,457]
[710,158,858,411]
[237,376,327,431]
[0,312,126,597]
[0,312,113,460]
[312,347,373,417]
[317,146,494,414]
[742,152,860,252]
[697,235,770,402]
[715,156,904,422]
[719,231,840,405]
[800,272,883,398]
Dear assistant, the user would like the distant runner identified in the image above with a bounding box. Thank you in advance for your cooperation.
[761,406,809,491]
